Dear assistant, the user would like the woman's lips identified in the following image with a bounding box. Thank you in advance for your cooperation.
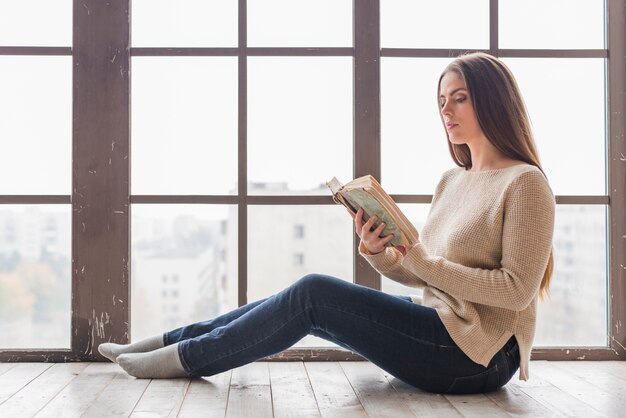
[446,123,458,130]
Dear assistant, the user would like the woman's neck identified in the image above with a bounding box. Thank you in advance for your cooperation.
[466,139,521,172]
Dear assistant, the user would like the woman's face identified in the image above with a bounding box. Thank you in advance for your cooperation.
[438,71,485,145]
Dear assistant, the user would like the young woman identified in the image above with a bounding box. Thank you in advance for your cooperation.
[99,52,555,394]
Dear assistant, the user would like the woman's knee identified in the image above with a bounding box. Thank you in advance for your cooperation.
[293,274,345,298]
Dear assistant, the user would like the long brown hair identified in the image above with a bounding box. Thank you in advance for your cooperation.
[438,52,554,300]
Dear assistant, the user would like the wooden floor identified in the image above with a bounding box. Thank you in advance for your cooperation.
[0,361,625,417]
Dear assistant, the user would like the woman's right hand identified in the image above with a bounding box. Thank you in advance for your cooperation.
[347,208,395,255]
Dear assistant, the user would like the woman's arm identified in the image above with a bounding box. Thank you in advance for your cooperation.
[349,206,427,288]
[358,240,427,288]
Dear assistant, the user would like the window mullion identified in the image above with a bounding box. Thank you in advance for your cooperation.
[238,0,248,307]
[354,0,381,289]
[607,0,626,359]
[72,0,131,358]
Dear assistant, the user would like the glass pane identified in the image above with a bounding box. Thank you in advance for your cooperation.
[381,204,430,297]
[248,205,353,347]
[0,0,71,46]
[500,0,605,49]
[381,0,489,49]
[0,205,71,349]
[0,56,71,195]
[132,0,237,47]
[248,58,352,195]
[132,57,238,195]
[131,205,237,342]
[503,58,606,196]
[535,205,607,346]
[381,58,456,194]
[248,0,351,47]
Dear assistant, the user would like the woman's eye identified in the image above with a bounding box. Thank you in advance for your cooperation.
[456,97,467,103]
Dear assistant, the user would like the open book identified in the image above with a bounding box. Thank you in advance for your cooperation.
[326,175,418,248]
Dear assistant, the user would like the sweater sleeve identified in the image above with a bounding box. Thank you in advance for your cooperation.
[358,240,428,289]
[400,170,555,311]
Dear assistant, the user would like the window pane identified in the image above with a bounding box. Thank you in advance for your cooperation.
[0,205,71,349]
[502,58,606,196]
[535,205,607,346]
[381,58,456,194]
[248,205,353,347]
[248,0,351,47]
[131,57,238,195]
[381,204,430,297]
[0,56,71,195]
[131,205,237,342]
[0,0,71,46]
[500,0,605,49]
[132,0,237,47]
[381,0,489,49]
[248,58,352,195]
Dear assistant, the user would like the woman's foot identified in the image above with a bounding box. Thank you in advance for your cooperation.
[117,343,188,379]
[98,335,165,362]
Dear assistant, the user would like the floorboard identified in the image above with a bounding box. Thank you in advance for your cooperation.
[35,363,119,418]
[226,362,273,418]
[130,378,190,418]
[305,362,367,418]
[0,363,53,405]
[0,360,623,417]
[0,363,87,417]
[177,370,232,418]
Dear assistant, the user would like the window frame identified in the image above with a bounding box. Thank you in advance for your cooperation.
[0,0,624,362]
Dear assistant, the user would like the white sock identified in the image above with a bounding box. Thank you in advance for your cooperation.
[98,335,165,363]
[117,343,188,379]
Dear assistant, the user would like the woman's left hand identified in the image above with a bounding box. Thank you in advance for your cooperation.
[349,208,395,254]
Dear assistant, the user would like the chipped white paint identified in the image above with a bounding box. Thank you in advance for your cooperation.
[86,312,94,355]
[114,210,124,214]
[611,336,626,352]
[93,310,109,340]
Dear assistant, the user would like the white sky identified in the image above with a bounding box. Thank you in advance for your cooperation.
[0,0,607,196]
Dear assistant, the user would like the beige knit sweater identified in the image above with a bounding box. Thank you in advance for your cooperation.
[359,164,555,381]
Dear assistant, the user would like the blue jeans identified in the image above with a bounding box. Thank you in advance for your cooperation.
[164,274,520,394]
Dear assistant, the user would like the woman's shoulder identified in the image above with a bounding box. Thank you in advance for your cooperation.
[505,163,548,184]
[503,164,555,203]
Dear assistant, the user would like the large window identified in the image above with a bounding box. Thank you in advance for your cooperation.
[1,1,624,361]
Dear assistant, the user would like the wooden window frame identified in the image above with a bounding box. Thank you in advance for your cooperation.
[0,0,624,362]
